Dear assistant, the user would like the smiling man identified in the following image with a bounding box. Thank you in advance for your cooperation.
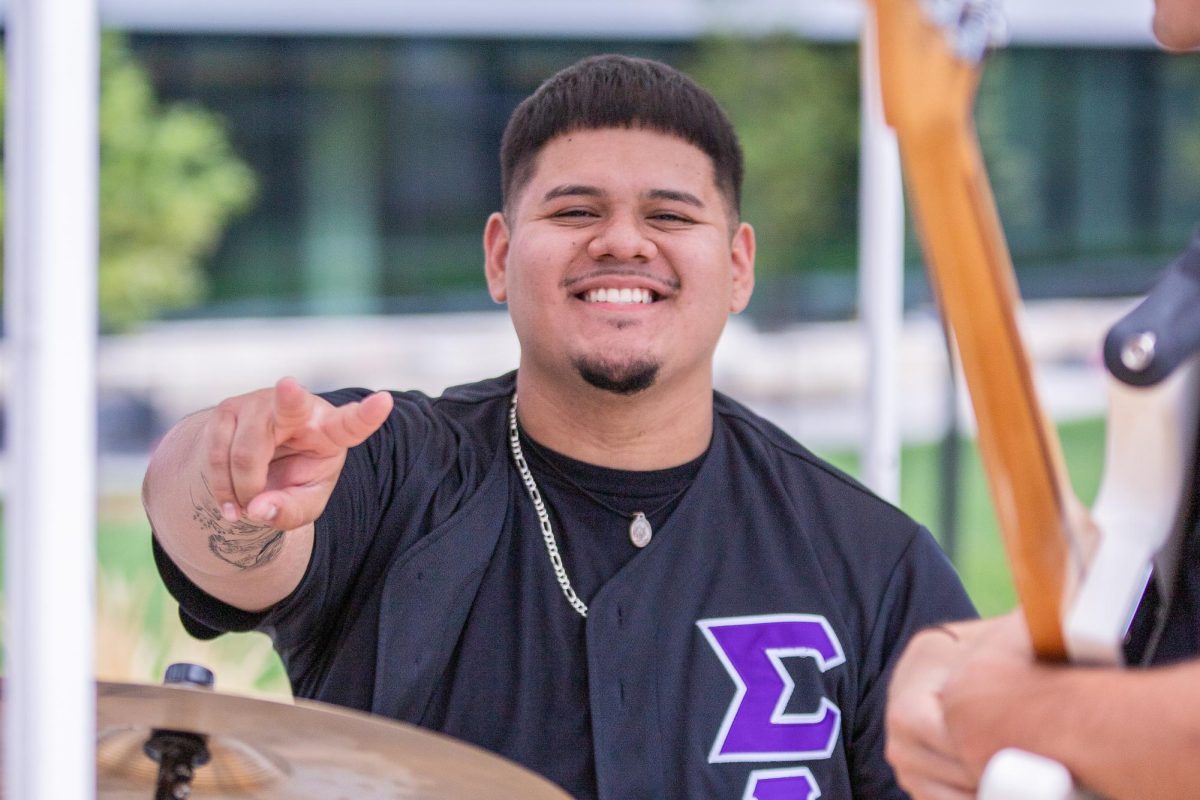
[144,54,974,799]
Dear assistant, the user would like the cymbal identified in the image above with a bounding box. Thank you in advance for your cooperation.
[80,681,569,799]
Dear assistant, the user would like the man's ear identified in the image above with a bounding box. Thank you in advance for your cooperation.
[729,221,756,314]
[483,212,510,303]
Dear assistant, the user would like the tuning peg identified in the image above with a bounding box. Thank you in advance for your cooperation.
[958,1,1009,61]
[920,0,1009,64]
[920,0,967,28]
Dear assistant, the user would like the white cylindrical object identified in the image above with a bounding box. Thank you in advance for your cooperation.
[4,1,99,799]
[979,748,1085,800]
[857,6,905,504]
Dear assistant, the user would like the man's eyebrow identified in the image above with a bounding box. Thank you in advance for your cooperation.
[645,188,705,208]
[542,184,604,203]
[540,185,706,209]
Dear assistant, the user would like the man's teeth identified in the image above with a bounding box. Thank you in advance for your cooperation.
[583,287,655,304]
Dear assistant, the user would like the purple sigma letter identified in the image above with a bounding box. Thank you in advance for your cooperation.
[743,767,821,800]
[697,614,845,762]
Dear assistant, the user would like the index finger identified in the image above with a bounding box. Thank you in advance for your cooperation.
[321,390,394,449]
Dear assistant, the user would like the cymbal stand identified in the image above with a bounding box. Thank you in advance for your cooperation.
[143,663,216,800]
[144,729,211,800]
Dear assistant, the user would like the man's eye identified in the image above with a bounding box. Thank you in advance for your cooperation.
[554,208,596,218]
[652,212,691,223]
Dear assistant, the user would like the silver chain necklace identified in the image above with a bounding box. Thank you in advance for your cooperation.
[516,422,687,550]
[508,394,589,618]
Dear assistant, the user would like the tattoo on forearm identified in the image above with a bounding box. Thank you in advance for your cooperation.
[191,477,285,570]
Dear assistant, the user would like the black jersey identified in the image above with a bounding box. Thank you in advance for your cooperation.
[156,372,976,799]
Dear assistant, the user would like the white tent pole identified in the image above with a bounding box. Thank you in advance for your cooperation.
[857,4,905,504]
[4,1,99,798]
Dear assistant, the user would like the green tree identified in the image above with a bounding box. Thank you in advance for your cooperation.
[0,33,256,330]
[1163,54,1200,239]
[684,35,860,275]
[974,53,1038,255]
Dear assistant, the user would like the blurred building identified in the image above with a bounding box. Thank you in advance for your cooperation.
[30,0,1188,323]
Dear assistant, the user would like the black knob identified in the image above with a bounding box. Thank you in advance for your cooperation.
[162,663,214,689]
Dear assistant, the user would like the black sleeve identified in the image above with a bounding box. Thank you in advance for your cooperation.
[152,533,259,639]
[849,526,977,799]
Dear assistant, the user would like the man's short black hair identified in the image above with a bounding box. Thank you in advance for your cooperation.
[500,54,744,219]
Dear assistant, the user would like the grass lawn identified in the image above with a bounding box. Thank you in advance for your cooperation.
[818,417,1107,617]
[3,416,1107,697]
[93,505,290,697]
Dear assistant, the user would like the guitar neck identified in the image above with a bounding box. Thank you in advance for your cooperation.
[900,124,1087,660]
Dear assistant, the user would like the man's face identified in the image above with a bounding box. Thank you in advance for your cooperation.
[1154,0,1200,51]
[484,127,755,397]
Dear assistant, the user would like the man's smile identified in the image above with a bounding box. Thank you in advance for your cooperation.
[581,287,658,304]
[563,269,680,307]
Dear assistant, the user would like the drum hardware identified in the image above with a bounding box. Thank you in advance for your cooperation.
[142,664,215,800]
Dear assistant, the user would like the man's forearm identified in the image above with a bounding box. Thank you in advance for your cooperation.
[943,656,1200,800]
[143,411,312,612]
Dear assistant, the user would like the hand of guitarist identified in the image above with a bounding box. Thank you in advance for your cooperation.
[890,610,1200,800]
[886,614,1027,800]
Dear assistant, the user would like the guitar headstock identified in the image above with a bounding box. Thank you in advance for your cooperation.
[868,0,1007,141]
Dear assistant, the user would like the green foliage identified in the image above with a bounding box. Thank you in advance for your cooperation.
[1163,55,1200,228]
[975,54,1038,241]
[684,36,860,274]
[0,33,257,330]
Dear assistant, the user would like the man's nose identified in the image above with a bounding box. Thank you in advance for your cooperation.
[586,214,658,262]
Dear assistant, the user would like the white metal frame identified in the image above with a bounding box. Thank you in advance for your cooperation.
[857,7,905,504]
[4,1,99,798]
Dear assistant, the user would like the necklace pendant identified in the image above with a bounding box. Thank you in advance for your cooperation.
[629,512,653,548]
